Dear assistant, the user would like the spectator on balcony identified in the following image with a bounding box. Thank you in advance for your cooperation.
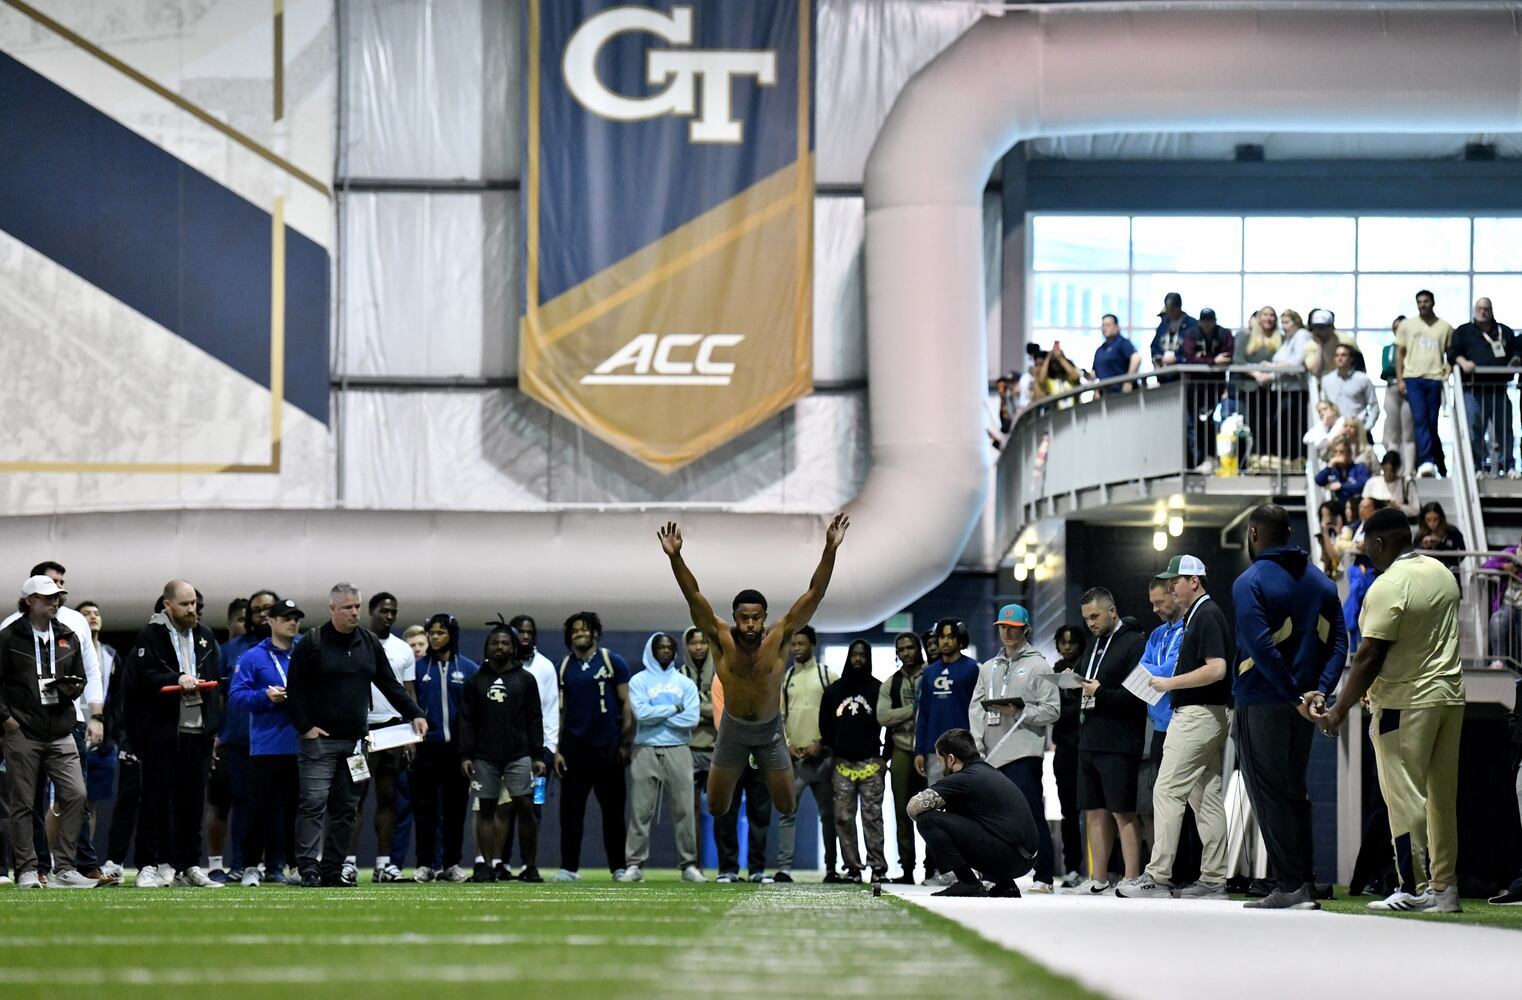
[1305,309,1363,379]
[1233,306,1284,464]
[1276,309,1312,369]
[1316,416,1377,471]
[1414,502,1465,591]
[1449,296,1521,477]
[1151,292,1198,382]
[1086,315,1140,394]
[1028,344,1082,410]
[1482,540,1522,670]
[1304,401,1342,457]
[1315,441,1371,502]
[1396,291,1454,478]
[1181,308,1235,470]
[1381,315,1417,476]
[1363,452,1419,518]
[1322,344,1380,431]
[1180,308,1233,367]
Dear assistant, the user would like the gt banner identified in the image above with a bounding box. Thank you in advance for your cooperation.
[522,0,814,472]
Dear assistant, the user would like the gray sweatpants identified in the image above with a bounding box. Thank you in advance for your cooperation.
[625,744,697,869]
[777,753,837,870]
[3,728,86,875]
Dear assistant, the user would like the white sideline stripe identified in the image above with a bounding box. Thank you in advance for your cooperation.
[888,886,1522,1000]
[0,933,673,948]
[0,965,669,986]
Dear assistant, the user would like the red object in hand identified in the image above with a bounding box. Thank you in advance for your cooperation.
[159,681,218,693]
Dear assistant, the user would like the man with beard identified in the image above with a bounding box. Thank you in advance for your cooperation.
[877,633,926,884]
[680,627,718,850]
[620,632,702,883]
[553,612,632,881]
[657,513,850,880]
[819,639,887,884]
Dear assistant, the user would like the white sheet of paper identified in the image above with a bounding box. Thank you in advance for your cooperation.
[1122,665,1165,706]
[1055,672,1087,690]
[366,722,423,752]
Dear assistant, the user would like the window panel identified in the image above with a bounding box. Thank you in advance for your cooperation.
[1242,274,1356,330]
[1357,217,1470,272]
[1472,276,1522,323]
[1356,274,1470,330]
[1474,220,1522,273]
[1030,273,1130,329]
[1243,217,1356,271]
[1031,216,1129,271]
[1131,216,1242,272]
[1130,273,1242,330]
[1352,331,1397,385]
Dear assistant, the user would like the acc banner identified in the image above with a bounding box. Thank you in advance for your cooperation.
[522,0,814,472]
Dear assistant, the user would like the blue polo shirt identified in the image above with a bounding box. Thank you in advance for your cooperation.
[561,648,631,749]
[1093,333,1138,381]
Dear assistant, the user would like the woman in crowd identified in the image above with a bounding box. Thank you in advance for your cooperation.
[1315,440,1371,503]
[1483,535,1522,670]
[1415,501,1466,592]
[1273,308,1314,464]
[1304,400,1342,456]
[1232,305,1284,469]
[1363,451,1419,517]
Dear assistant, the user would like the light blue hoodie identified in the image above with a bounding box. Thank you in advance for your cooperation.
[628,633,700,747]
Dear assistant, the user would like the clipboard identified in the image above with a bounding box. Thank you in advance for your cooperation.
[367,722,424,753]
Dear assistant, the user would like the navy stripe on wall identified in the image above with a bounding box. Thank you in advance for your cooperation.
[0,49,328,425]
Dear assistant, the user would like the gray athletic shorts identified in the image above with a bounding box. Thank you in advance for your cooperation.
[470,756,533,806]
[712,713,791,773]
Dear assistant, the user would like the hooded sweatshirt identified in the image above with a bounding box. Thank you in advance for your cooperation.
[413,617,479,744]
[970,642,1059,768]
[628,633,700,747]
[229,637,298,757]
[915,652,981,757]
[678,627,717,751]
[1231,545,1347,707]
[782,655,837,750]
[1077,616,1148,757]
[459,655,543,765]
[818,644,883,762]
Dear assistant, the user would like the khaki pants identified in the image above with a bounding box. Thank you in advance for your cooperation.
[625,744,697,869]
[1144,705,1229,886]
[1370,703,1463,892]
[3,727,86,875]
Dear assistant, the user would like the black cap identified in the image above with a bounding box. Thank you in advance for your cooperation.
[269,599,305,620]
[1199,307,1216,319]
[1157,291,1183,315]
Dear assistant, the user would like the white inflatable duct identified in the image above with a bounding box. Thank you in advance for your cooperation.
[10,7,1522,628]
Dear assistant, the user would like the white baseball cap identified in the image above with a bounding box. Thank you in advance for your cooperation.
[1155,554,1207,580]
[1308,308,1335,327]
[20,575,65,598]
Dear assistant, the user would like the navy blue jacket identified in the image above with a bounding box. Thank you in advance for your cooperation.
[415,652,478,744]
[218,633,258,748]
[1150,313,1200,364]
[229,638,298,756]
[1231,546,1347,707]
[914,654,980,756]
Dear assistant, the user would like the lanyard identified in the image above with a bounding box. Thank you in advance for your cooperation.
[1085,631,1114,681]
[1479,326,1505,358]
[33,625,55,678]
[176,629,197,679]
[1182,593,1213,630]
[269,648,287,686]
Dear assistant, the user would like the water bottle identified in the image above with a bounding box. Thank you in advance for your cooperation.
[532,774,546,806]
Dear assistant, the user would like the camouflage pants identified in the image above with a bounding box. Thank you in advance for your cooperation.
[831,758,887,873]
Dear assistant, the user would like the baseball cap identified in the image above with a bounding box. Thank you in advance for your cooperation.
[994,603,1030,628]
[1199,307,1216,320]
[1308,308,1335,327]
[268,598,306,620]
[20,575,65,598]
[1155,555,1207,580]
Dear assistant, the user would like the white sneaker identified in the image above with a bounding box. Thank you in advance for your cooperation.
[48,869,99,890]
[157,863,175,883]
[1073,878,1113,895]
[340,861,358,884]
[1417,462,1439,478]
[413,866,436,883]
[134,866,165,888]
[714,872,738,884]
[0,874,12,885]
[17,871,41,890]
[1059,870,1082,888]
[374,863,404,883]
[681,865,707,883]
[442,864,470,883]
[924,871,956,887]
[1027,881,1053,894]
[1177,880,1228,900]
[1432,885,1462,913]
[99,861,123,880]
[552,869,581,882]
[241,869,262,888]
[616,865,644,883]
[1115,876,1171,899]
[175,866,224,888]
[1368,888,1435,912]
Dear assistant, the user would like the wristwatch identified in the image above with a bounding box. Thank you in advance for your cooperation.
[90,713,105,722]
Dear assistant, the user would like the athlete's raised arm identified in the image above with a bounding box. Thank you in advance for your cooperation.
[779,513,850,636]
[659,521,722,639]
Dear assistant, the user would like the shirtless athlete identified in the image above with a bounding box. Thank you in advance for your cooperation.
[657,513,850,817]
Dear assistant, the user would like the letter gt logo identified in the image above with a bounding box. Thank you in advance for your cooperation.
[582,333,745,386]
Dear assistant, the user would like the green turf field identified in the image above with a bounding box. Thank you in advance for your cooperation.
[1315,889,1522,930]
[0,872,1100,1000]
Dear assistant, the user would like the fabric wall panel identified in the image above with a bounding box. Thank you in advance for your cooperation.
[813,195,866,384]
[341,0,518,180]
[340,191,517,377]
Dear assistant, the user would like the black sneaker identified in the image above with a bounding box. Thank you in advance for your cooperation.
[988,882,1022,898]
[771,871,794,883]
[870,869,888,885]
[518,866,544,883]
[1489,887,1522,905]
[472,862,496,883]
[821,872,847,884]
[300,871,322,889]
[933,880,988,897]
[892,873,916,886]
[494,862,514,882]
[1246,878,1273,898]
[841,869,863,883]
[320,871,358,888]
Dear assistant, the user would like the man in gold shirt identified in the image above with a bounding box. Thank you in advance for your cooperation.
[1394,289,1455,478]
[1318,507,1464,912]
[774,626,841,882]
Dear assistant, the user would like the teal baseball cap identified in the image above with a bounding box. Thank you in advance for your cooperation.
[994,604,1030,628]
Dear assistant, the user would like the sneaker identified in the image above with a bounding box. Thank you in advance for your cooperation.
[1431,886,1462,913]
[440,864,470,883]
[870,869,888,885]
[1488,887,1522,905]
[715,872,739,884]
[0,874,12,885]
[17,871,42,889]
[612,868,627,881]
[321,869,358,888]
[552,869,581,883]
[81,867,120,888]
[241,869,262,888]
[266,869,289,885]
[1368,888,1435,912]
[891,873,916,885]
[1116,876,1172,899]
[134,866,165,889]
[374,863,405,883]
[771,871,794,883]
[1059,870,1082,888]
[1073,878,1113,896]
[494,863,515,882]
[747,871,774,884]
[924,871,957,887]
[340,861,358,884]
[822,871,848,884]
[617,865,644,883]
[933,880,988,898]
[300,871,322,888]
[175,866,224,889]
[227,868,245,882]
[1026,881,1053,895]
[1177,880,1228,900]
[518,867,544,883]
[157,863,175,883]
[1245,878,1273,898]
[1417,462,1439,478]
[100,861,124,881]
[989,882,1023,898]
[1245,885,1320,910]
[840,870,862,883]
[472,862,497,883]
[681,865,707,883]
[206,868,230,885]
[414,866,436,884]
